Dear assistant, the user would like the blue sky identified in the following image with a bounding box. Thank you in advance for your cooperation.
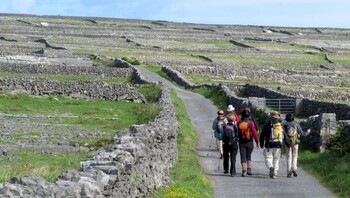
[1,0,349,28]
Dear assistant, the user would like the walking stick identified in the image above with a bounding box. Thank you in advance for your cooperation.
[218,157,221,171]
[209,135,213,148]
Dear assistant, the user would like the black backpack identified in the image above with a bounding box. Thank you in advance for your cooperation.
[224,124,237,145]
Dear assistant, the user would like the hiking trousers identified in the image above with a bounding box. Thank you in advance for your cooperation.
[216,139,223,155]
[264,148,281,175]
[286,144,299,173]
[223,142,238,175]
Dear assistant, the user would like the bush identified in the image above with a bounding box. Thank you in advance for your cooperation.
[340,81,348,88]
[325,126,350,157]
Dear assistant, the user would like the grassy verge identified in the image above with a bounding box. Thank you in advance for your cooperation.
[150,91,214,198]
[298,151,350,198]
[143,64,172,80]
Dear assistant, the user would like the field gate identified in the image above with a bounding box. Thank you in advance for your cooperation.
[256,98,298,115]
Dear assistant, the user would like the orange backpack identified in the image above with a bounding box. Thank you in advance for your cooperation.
[238,120,251,141]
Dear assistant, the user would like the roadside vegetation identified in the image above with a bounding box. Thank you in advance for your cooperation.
[299,126,350,198]
[151,91,213,198]
[299,150,349,198]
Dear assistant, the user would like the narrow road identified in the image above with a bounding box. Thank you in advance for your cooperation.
[134,66,335,198]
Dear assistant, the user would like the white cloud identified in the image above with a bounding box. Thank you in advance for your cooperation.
[11,0,36,13]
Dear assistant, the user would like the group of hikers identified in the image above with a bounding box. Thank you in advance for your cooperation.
[212,105,310,178]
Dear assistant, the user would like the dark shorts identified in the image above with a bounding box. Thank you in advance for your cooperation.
[239,141,254,163]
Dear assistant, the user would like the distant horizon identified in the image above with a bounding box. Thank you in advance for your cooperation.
[1,0,349,29]
[1,12,348,30]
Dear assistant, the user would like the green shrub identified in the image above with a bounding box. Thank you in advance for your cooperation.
[325,126,350,157]
[340,81,348,88]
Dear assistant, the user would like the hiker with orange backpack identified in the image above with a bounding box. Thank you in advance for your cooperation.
[237,108,259,177]
[219,113,239,177]
[259,111,286,179]
[283,113,311,178]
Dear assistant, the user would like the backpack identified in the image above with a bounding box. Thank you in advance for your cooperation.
[238,120,251,141]
[224,124,237,145]
[287,124,300,146]
[270,123,283,143]
[215,118,225,138]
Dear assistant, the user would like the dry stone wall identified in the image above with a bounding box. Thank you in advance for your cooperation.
[0,62,134,78]
[0,77,145,103]
[162,66,218,89]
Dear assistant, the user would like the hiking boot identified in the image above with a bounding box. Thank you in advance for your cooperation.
[220,154,223,159]
[287,171,292,178]
[269,167,275,179]
[247,168,252,175]
[292,170,298,177]
[241,170,247,177]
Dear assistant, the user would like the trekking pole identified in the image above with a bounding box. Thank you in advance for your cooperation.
[209,135,213,148]
[218,157,221,171]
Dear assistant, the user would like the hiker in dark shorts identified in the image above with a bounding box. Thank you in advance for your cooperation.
[237,108,259,176]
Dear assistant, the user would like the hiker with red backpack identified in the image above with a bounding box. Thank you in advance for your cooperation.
[219,113,239,177]
[259,111,286,179]
[212,110,225,159]
[283,113,311,178]
[237,108,259,177]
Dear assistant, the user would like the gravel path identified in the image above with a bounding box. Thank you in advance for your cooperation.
[134,65,335,198]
